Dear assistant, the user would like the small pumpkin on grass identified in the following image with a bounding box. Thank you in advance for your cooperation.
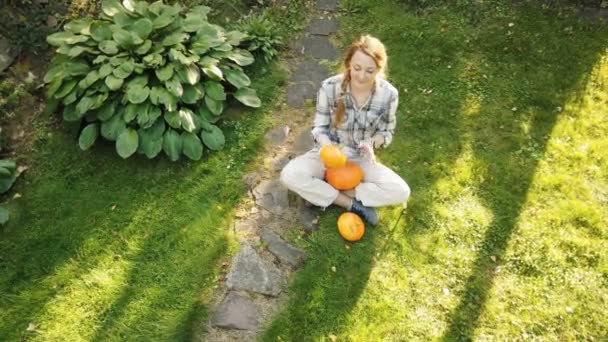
[325,161,364,190]
[337,212,365,242]
[320,144,347,168]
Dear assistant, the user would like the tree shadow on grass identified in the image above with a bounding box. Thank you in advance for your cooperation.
[441,4,608,340]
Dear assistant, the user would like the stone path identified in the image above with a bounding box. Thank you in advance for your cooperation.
[200,0,340,340]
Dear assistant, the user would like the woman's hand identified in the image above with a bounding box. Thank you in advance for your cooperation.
[358,140,376,163]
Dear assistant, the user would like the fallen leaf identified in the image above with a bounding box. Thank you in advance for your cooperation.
[111,204,117,210]
[443,288,450,295]
[490,255,497,262]
[26,323,36,332]
[566,306,574,313]
[344,244,350,250]
[283,125,290,137]
[511,107,518,112]
[329,334,337,341]
[13,193,22,199]
[508,22,515,27]
[331,266,336,273]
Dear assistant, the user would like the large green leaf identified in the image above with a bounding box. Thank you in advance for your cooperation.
[78,70,100,91]
[116,128,139,159]
[197,107,220,123]
[127,85,150,104]
[101,114,126,140]
[224,68,251,88]
[113,60,134,79]
[225,30,248,46]
[97,100,116,121]
[112,28,136,48]
[204,81,225,101]
[99,40,119,54]
[204,96,224,115]
[153,11,176,29]
[181,84,203,104]
[183,13,206,32]
[213,43,232,52]
[182,132,203,160]
[0,207,9,225]
[190,5,211,18]
[164,110,181,129]
[155,63,174,82]
[105,75,124,90]
[165,77,183,97]
[234,87,261,108]
[62,104,80,122]
[138,125,164,158]
[159,90,177,111]
[123,103,139,122]
[227,49,255,66]
[162,32,189,46]
[141,105,161,129]
[79,123,99,150]
[102,0,124,17]
[90,22,112,41]
[200,124,225,150]
[54,79,78,99]
[132,18,153,40]
[76,95,95,116]
[201,65,223,81]
[135,40,152,55]
[163,129,182,161]
[195,23,223,46]
[98,63,113,78]
[179,108,196,133]
[185,65,200,85]
[46,77,63,98]
[65,19,92,35]
[47,32,76,46]
[62,90,79,106]
[148,1,166,15]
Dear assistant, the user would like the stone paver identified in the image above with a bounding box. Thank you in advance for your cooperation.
[265,126,290,145]
[226,245,283,296]
[261,229,308,268]
[293,35,339,60]
[291,60,330,87]
[308,18,339,36]
[253,180,289,214]
[316,0,340,11]
[298,205,321,232]
[211,292,262,330]
[286,81,316,108]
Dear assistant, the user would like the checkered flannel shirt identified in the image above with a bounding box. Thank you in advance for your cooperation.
[311,74,399,149]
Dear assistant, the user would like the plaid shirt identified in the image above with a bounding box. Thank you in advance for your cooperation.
[311,74,399,149]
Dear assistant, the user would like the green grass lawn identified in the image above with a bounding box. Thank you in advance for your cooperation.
[0,51,289,342]
[262,1,608,340]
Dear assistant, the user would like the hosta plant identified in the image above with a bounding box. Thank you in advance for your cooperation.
[0,159,18,225]
[44,0,262,161]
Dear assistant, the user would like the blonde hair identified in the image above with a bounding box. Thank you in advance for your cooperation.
[334,35,388,128]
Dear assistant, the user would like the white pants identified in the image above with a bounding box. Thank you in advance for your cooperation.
[280,147,410,208]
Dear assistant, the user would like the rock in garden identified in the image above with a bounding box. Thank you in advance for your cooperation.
[308,18,339,36]
[0,34,20,73]
[211,291,261,330]
[261,229,308,268]
[226,245,283,296]
[286,81,316,108]
[316,0,340,11]
[290,60,329,87]
[293,131,315,155]
[293,35,339,60]
[253,180,289,214]
[265,126,289,144]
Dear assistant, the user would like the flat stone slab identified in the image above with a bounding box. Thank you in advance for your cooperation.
[272,156,290,171]
[234,217,257,233]
[290,60,329,87]
[253,180,289,214]
[308,18,339,36]
[299,205,320,232]
[293,35,339,60]
[286,81,316,108]
[226,245,283,296]
[211,291,261,330]
[261,229,307,268]
[316,0,340,11]
[0,35,20,73]
[293,131,315,155]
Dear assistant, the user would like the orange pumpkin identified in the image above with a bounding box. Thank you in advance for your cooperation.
[325,161,364,190]
[337,212,365,242]
[320,144,347,168]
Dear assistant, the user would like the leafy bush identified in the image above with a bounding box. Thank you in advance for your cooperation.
[0,159,18,225]
[236,14,283,65]
[44,0,262,161]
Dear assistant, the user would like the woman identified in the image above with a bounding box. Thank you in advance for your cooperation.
[280,35,410,225]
